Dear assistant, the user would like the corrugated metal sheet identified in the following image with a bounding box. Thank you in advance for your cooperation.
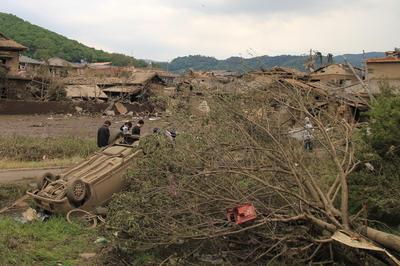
[102,86,142,94]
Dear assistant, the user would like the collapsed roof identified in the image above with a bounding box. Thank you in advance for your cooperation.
[63,72,162,86]
[65,84,108,99]
[0,33,27,51]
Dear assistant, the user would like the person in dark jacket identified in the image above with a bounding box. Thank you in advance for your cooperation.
[97,120,111,147]
[132,119,144,136]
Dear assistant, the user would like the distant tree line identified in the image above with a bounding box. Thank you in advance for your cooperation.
[157,52,385,73]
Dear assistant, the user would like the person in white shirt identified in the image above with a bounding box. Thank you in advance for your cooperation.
[303,117,313,151]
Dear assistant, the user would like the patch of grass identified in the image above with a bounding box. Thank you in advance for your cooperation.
[0,216,97,265]
[0,184,28,208]
[0,157,82,169]
[0,136,97,161]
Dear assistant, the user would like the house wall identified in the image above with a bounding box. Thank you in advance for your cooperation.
[310,64,360,86]
[367,62,400,80]
[0,50,19,74]
[0,78,30,99]
[310,73,358,86]
[313,64,354,75]
[19,63,43,73]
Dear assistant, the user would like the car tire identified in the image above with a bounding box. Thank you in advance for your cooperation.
[66,180,87,203]
[37,172,59,190]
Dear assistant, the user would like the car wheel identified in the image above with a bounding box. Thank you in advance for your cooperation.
[66,180,87,203]
[37,172,59,190]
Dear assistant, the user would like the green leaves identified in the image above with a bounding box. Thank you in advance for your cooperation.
[363,86,400,158]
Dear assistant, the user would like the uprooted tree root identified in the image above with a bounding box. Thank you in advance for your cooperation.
[106,78,400,265]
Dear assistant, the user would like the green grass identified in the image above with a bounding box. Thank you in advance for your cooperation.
[0,217,97,265]
[0,157,82,170]
[0,184,101,265]
[0,136,97,162]
[0,184,28,208]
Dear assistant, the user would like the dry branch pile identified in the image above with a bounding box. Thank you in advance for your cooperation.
[107,77,400,265]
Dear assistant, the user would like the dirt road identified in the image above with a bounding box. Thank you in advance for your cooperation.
[0,167,67,184]
[0,114,170,137]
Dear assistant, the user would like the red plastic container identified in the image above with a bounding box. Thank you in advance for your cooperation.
[227,203,257,225]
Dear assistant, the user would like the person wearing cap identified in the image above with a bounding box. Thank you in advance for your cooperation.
[97,120,111,148]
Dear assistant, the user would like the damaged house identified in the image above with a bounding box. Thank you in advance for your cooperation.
[65,84,108,101]
[0,33,31,99]
[19,55,45,75]
[344,50,400,96]
[101,72,166,101]
[63,71,165,102]
[366,50,400,92]
[0,33,27,76]
[46,57,83,77]
[310,64,362,87]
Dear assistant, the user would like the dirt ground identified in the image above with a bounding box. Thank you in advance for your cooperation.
[0,114,171,138]
[0,167,66,184]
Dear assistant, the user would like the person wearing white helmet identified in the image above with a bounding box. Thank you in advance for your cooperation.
[303,117,313,151]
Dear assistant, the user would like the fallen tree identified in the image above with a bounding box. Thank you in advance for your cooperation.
[107,77,400,264]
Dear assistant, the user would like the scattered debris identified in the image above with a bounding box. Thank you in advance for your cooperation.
[79,253,96,260]
[0,195,29,214]
[226,203,257,225]
[114,102,128,115]
[104,110,115,116]
[94,237,108,244]
[21,207,38,222]
[199,254,224,265]
[30,123,44,127]
[75,106,83,113]
[198,100,210,114]
[364,162,375,172]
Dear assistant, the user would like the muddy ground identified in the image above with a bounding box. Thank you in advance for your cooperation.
[0,114,170,138]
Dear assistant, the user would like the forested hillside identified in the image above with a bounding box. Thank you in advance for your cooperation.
[159,52,385,73]
[0,13,147,67]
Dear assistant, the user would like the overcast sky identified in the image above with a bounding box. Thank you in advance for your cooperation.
[1,0,399,61]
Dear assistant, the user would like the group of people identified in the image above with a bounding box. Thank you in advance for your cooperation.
[98,117,311,150]
[97,119,145,148]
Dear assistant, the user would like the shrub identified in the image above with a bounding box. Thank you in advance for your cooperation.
[349,87,400,225]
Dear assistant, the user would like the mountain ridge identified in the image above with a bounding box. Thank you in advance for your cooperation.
[157,52,386,73]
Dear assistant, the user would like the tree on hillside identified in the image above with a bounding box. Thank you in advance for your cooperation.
[0,13,147,67]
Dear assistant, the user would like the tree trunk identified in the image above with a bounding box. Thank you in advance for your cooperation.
[360,226,400,253]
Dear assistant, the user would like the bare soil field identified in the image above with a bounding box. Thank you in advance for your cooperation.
[0,114,170,138]
[0,167,66,184]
